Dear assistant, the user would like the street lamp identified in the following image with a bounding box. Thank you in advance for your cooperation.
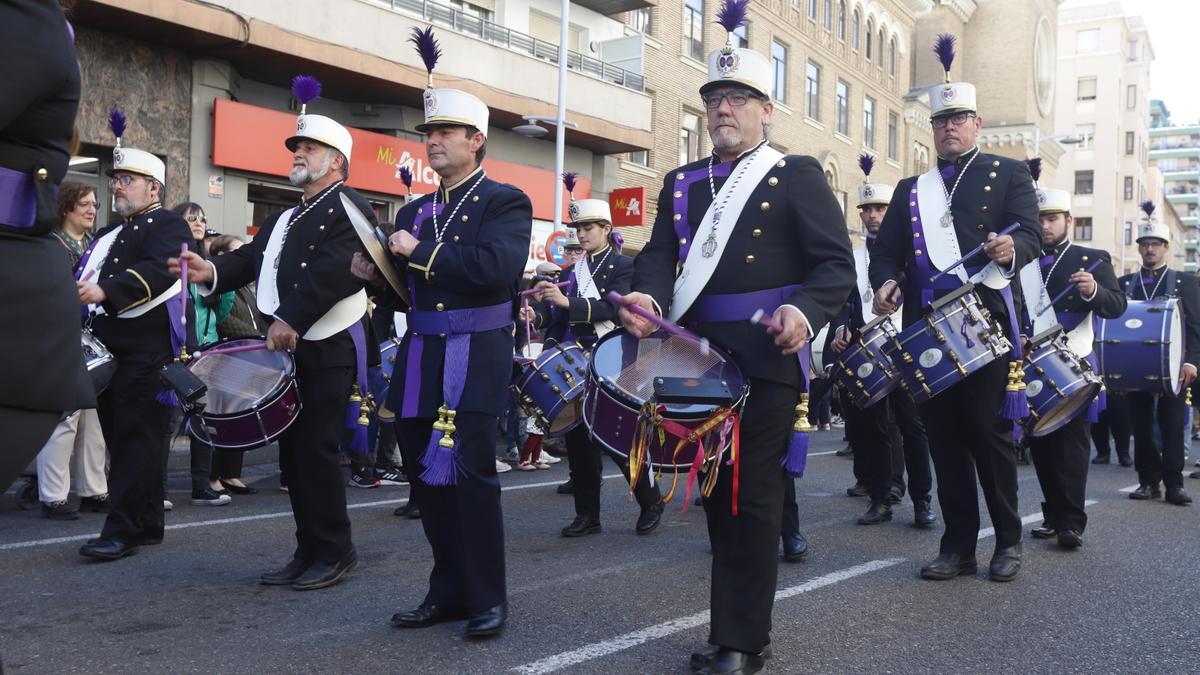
[513,115,580,138]
[1031,129,1087,157]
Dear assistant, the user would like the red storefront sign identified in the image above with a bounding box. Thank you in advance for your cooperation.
[609,186,645,226]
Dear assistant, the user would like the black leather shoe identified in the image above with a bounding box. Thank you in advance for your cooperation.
[465,603,507,638]
[1190,471,1200,479]
[913,499,936,528]
[835,445,854,457]
[261,558,312,585]
[556,479,574,495]
[1091,456,1111,465]
[782,531,808,562]
[42,500,79,520]
[919,553,976,580]
[79,538,138,561]
[391,603,467,628]
[292,550,357,591]
[79,494,111,513]
[1118,456,1133,467]
[561,515,602,537]
[1165,487,1193,505]
[690,645,772,671]
[1129,484,1161,500]
[857,499,892,525]
[393,502,421,519]
[887,486,904,504]
[846,482,868,497]
[1030,525,1057,539]
[989,545,1022,582]
[693,647,766,674]
[636,500,664,535]
[1057,529,1083,549]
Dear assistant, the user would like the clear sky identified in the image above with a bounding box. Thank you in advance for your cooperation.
[1063,0,1200,124]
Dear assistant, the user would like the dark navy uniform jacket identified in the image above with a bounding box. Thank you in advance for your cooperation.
[534,245,632,350]
[208,183,369,368]
[635,150,856,390]
[869,148,1041,332]
[383,169,533,418]
[1118,265,1200,368]
[1020,239,1125,337]
[89,205,195,356]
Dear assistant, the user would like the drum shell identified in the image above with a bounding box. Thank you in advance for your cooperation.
[186,338,302,451]
[1093,299,1182,396]
[1023,336,1102,436]
[81,328,117,396]
[834,319,900,409]
[514,342,587,436]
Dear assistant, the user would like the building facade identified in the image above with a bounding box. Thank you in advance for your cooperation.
[1149,100,1200,273]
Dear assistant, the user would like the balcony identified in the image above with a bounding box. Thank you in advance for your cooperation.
[1162,170,1200,182]
[1186,239,1199,251]
[1150,146,1200,159]
[1166,192,1200,205]
[572,0,656,14]
[1182,216,1200,227]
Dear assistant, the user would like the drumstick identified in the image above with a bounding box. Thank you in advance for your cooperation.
[81,269,95,282]
[522,297,534,357]
[607,290,710,355]
[203,342,270,357]
[928,222,1021,283]
[519,280,571,297]
[1036,259,1103,317]
[749,309,784,332]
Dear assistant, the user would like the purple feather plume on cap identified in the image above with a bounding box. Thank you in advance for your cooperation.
[409,26,442,78]
[857,153,875,178]
[933,33,956,76]
[562,171,578,194]
[716,0,750,34]
[108,108,126,142]
[611,231,624,249]
[1026,157,1042,183]
[1140,200,1155,217]
[291,75,322,106]
[399,166,413,189]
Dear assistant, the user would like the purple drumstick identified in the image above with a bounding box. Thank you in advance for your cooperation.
[519,280,571,297]
[749,308,784,332]
[606,291,710,355]
[929,222,1021,283]
[1036,259,1103,316]
[202,341,271,357]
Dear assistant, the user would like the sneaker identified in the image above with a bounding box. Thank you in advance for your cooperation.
[349,471,381,488]
[830,416,845,428]
[495,458,513,473]
[540,453,561,465]
[819,423,832,431]
[279,483,288,493]
[164,499,174,511]
[41,500,79,521]
[517,460,539,471]
[500,447,521,463]
[191,486,232,506]
[375,467,408,486]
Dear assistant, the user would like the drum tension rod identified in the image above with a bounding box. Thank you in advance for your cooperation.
[946,351,968,378]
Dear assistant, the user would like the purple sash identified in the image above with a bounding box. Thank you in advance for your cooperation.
[0,166,45,229]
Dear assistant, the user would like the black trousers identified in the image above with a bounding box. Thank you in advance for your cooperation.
[918,358,1021,555]
[703,379,797,654]
[1029,412,1091,533]
[97,353,170,544]
[1128,391,1186,490]
[846,389,933,502]
[565,424,660,521]
[1091,393,1132,461]
[781,472,799,536]
[279,352,355,565]
[397,412,506,615]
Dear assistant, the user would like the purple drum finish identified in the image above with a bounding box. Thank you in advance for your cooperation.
[834,315,900,409]
[1022,333,1101,437]
[1093,299,1183,396]
[514,342,588,435]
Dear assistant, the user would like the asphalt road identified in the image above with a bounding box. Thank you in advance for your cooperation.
[1,430,1197,674]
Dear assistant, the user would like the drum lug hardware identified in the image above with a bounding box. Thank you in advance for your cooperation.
[934,330,947,345]
[914,370,926,382]
[540,372,551,382]
[1102,338,1121,345]
[946,351,967,378]
[1034,366,1045,376]
[1142,339,1163,345]
[551,384,562,394]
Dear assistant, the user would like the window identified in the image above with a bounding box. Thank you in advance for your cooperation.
[1126,131,1135,155]
[1074,170,1094,195]
[806,61,821,120]
[451,0,494,21]
[1076,28,1100,53]
[623,150,649,166]
[823,0,831,30]
[682,0,704,60]
[1127,39,1139,61]
[863,96,875,149]
[1076,123,1095,148]
[913,142,930,175]
[836,80,849,135]
[1077,77,1097,101]
[877,29,884,65]
[1073,217,1093,241]
[889,37,896,77]
[1127,84,1137,109]
[680,112,702,165]
[807,0,816,20]
[1124,221,1133,245]
[1124,176,1134,200]
[731,22,748,48]
[772,41,788,102]
[851,10,860,50]
[626,7,651,34]
[865,20,873,60]
[887,111,899,160]
[836,1,846,41]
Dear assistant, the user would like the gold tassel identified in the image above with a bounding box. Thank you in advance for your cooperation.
[179,346,190,363]
[794,394,812,433]
[358,394,372,427]
[1006,361,1026,391]
[439,408,458,448]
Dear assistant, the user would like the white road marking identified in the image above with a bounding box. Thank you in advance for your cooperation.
[976,499,1098,539]
[0,474,622,552]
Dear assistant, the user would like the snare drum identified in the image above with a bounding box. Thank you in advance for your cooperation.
[1023,327,1102,436]
[584,329,747,472]
[185,338,302,450]
[513,342,588,435]
[1093,299,1183,396]
[834,314,900,409]
[81,328,117,395]
[883,284,1012,404]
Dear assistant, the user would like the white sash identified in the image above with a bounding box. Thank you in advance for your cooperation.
[79,225,121,283]
[574,254,615,337]
[1019,259,1056,337]
[669,146,784,321]
[256,206,368,341]
[915,168,1009,290]
[81,223,182,317]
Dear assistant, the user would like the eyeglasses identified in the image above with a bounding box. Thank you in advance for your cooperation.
[185,214,208,224]
[701,90,759,110]
[1138,240,1166,249]
[108,174,144,188]
[931,112,977,129]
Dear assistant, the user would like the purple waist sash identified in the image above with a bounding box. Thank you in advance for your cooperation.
[683,285,802,326]
[0,166,46,229]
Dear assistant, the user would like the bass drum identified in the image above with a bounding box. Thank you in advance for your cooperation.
[1093,299,1182,396]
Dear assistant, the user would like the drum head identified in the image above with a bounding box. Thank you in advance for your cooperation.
[1168,301,1183,394]
[190,339,294,415]
[590,329,744,414]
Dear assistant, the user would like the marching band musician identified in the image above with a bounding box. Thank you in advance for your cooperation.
[828,154,935,529]
[1120,203,1198,506]
[175,76,369,589]
[1019,172,1126,548]
[620,1,855,670]
[869,34,1040,582]
[77,112,194,560]
[526,183,665,538]
[369,27,531,639]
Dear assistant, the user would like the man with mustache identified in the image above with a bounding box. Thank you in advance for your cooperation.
[619,3,855,671]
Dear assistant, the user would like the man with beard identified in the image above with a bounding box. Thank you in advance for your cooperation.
[174,76,369,588]
[77,112,193,560]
